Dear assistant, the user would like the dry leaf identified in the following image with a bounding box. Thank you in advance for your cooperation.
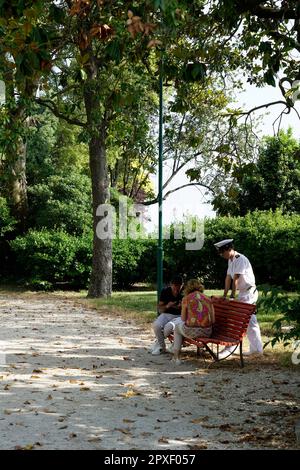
[115,427,132,435]
[88,436,102,442]
[191,418,205,424]
[147,39,162,48]
[219,423,234,431]
[14,443,35,450]
[188,443,208,450]
[121,389,141,398]
[41,408,56,414]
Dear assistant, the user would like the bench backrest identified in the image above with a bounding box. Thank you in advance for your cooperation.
[211,299,256,342]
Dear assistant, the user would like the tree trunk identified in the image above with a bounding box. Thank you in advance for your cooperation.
[84,83,112,298]
[3,72,28,230]
[6,136,28,230]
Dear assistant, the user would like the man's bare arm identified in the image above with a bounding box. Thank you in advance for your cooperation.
[223,274,232,298]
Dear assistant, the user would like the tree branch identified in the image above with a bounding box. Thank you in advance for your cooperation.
[35,98,86,127]
[237,1,300,20]
[225,100,290,120]
[143,182,214,206]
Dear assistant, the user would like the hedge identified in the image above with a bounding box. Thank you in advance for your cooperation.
[7,210,300,290]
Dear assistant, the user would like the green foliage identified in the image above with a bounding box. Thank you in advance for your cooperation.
[213,129,300,216]
[26,109,90,185]
[0,197,17,279]
[156,211,300,289]
[0,197,16,237]
[28,173,92,236]
[10,229,92,289]
[210,1,300,90]
[112,238,150,288]
[258,285,300,345]
[10,224,152,290]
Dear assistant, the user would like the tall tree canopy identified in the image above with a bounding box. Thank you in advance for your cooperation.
[213,128,300,216]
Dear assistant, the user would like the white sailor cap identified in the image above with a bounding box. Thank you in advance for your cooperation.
[214,239,234,250]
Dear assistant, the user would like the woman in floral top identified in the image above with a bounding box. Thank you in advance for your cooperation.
[172,279,215,364]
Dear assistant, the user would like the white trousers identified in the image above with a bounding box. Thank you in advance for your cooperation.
[239,289,263,353]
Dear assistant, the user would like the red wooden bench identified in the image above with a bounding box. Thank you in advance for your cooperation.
[168,298,256,367]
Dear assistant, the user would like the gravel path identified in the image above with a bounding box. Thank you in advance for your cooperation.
[0,292,299,450]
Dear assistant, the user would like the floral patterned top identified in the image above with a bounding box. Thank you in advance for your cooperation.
[182,291,214,328]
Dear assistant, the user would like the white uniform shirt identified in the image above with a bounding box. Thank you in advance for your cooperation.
[227,252,257,303]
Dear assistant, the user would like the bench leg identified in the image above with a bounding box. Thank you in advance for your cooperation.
[239,341,244,368]
[202,344,218,362]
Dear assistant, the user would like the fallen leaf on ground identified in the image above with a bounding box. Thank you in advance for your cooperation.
[188,443,208,450]
[14,444,35,450]
[121,389,141,398]
[158,436,169,443]
[191,417,208,424]
[219,423,234,431]
[115,428,132,435]
[41,408,56,413]
[88,436,102,442]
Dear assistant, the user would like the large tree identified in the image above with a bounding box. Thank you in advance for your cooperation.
[213,128,300,216]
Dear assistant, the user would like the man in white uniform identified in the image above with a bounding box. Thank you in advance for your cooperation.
[214,239,263,359]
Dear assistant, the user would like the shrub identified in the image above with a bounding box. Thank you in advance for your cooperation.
[258,285,300,346]
[10,229,92,289]
[0,197,16,237]
[160,210,300,289]
[112,238,150,288]
[28,173,92,235]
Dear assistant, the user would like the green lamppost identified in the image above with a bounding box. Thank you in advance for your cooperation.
[157,54,164,303]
